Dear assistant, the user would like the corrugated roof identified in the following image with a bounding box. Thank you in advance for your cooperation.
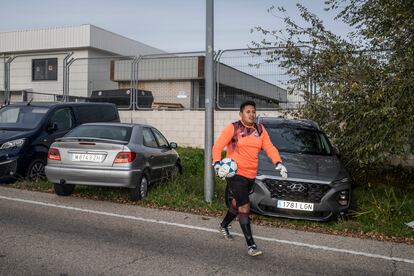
[0,24,165,55]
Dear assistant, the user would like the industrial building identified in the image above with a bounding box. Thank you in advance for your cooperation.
[0,24,287,108]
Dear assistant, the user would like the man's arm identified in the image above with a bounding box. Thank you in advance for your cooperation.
[212,123,234,162]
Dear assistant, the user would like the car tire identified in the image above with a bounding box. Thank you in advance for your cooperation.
[26,158,47,182]
[170,162,181,181]
[129,174,148,201]
[347,190,358,215]
[54,183,75,196]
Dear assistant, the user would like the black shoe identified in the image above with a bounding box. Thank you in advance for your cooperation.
[219,224,234,240]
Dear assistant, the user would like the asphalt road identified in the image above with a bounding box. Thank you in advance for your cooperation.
[0,186,413,276]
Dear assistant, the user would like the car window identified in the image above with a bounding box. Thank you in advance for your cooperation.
[50,108,73,131]
[151,128,169,148]
[66,125,132,142]
[0,106,48,130]
[265,126,332,155]
[142,128,158,148]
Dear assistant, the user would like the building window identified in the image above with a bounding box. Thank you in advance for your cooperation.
[32,58,58,81]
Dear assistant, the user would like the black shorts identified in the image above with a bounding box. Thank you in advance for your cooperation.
[226,174,255,207]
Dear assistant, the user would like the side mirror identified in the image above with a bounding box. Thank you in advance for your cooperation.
[169,142,178,149]
[47,122,58,132]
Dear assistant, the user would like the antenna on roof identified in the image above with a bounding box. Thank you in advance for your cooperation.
[26,98,34,106]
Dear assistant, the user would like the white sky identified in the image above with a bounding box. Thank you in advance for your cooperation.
[0,0,353,52]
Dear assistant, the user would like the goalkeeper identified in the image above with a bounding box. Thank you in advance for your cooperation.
[212,100,287,257]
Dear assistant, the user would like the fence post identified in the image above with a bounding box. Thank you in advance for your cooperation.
[5,57,14,105]
[62,52,73,101]
[3,58,7,104]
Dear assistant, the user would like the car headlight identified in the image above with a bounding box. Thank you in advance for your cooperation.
[0,138,26,150]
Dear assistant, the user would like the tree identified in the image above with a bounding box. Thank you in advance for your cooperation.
[250,1,414,179]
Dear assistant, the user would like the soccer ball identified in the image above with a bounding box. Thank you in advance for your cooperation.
[218,158,238,178]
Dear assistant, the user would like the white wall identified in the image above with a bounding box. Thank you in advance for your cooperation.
[86,50,118,97]
[66,50,89,98]
[8,53,67,97]
[3,50,90,100]
[3,49,121,99]
[119,110,284,148]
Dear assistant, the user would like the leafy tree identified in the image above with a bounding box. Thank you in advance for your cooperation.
[250,1,414,180]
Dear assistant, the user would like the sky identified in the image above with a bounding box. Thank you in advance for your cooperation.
[0,0,353,52]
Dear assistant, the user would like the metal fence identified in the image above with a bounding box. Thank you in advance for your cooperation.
[1,52,72,104]
[1,48,310,110]
[216,47,307,110]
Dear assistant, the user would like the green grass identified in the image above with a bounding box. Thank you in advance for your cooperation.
[7,147,414,243]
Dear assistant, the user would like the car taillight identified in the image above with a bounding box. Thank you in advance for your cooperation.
[48,148,61,161]
[114,152,136,163]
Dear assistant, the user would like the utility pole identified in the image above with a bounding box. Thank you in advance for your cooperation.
[204,0,214,202]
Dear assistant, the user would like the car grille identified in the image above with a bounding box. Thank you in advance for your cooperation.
[0,160,17,177]
[263,179,331,203]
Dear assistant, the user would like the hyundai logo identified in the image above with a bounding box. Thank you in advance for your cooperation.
[287,183,306,192]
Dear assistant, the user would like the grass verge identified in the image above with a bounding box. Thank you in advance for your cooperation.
[6,147,414,244]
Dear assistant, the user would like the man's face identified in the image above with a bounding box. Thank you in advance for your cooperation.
[240,105,256,126]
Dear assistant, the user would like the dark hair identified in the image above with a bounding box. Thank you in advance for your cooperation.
[240,101,256,112]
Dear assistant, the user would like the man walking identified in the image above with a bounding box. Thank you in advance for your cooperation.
[212,101,288,256]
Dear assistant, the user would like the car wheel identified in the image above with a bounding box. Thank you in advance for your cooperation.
[170,163,181,181]
[54,183,76,196]
[129,174,148,201]
[26,159,46,182]
[345,190,358,218]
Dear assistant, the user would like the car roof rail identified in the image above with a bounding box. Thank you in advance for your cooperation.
[258,115,285,122]
[297,119,320,130]
[259,116,320,130]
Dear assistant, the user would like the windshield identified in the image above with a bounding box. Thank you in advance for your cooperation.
[265,126,333,155]
[65,125,132,142]
[0,106,49,130]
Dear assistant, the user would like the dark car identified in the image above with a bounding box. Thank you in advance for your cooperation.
[229,117,352,221]
[0,102,119,181]
[45,123,181,200]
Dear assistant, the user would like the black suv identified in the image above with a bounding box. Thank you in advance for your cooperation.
[247,117,352,221]
[0,102,119,181]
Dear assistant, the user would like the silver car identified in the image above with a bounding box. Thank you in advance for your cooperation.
[45,123,181,200]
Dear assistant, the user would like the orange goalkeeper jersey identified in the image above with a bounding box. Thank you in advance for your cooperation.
[212,121,282,179]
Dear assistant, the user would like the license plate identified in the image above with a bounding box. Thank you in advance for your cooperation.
[72,153,104,162]
[277,200,314,211]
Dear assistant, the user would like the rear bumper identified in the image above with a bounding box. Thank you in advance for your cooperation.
[45,165,142,188]
[250,176,351,221]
